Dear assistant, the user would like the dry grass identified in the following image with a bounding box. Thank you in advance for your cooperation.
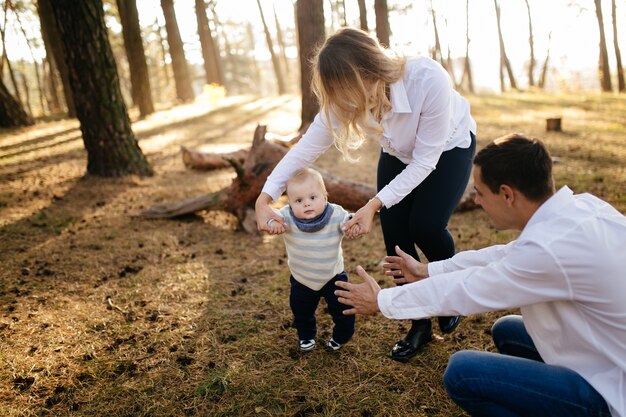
[0,92,624,416]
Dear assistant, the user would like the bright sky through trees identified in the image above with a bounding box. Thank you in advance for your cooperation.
[3,0,625,92]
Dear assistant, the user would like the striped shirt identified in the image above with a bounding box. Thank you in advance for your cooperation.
[279,203,350,291]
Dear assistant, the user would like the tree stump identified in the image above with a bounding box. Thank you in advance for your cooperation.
[546,117,562,132]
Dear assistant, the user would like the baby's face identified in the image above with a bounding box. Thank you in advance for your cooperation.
[287,177,327,220]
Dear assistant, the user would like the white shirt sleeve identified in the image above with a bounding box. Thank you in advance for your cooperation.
[261,113,334,201]
[428,242,515,276]
[376,65,453,208]
[378,239,568,320]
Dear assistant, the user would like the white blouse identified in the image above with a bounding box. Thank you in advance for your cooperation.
[378,187,626,417]
[262,57,476,208]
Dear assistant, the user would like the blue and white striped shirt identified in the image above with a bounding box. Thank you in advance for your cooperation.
[280,203,350,291]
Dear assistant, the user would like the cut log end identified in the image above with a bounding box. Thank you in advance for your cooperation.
[546,118,562,132]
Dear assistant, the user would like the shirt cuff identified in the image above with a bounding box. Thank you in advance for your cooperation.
[427,260,446,276]
[377,287,437,320]
[377,288,397,319]
[375,190,393,209]
[261,182,284,202]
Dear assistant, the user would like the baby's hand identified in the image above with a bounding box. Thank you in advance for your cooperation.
[266,218,286,235]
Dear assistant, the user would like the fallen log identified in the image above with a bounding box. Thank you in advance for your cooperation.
[139,125,477,232]
[139,125,376,232]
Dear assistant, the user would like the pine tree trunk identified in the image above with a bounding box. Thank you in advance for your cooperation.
[374,0,390,47]
[196,0,223,86]
[0,77,34,127]
[256,0,286,95]
[273,4,290,82]
[357,0,368,31]
[538,32,551,89]
[462,0,474,93]
[594,0,613,92]
[611,0,624,92]
[117,0,154,117]
[524,0,535,87]
[160,0,195,102]
[296,0,324,130]
[49,0,153,177]
[494,0,517,91]
[38,0,76,117]
[44,56,62,113]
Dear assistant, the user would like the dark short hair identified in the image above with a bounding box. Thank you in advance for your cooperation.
[473,134,554,201]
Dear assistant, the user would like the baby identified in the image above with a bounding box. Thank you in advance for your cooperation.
[266,168,355,351]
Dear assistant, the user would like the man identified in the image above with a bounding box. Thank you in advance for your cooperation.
[335,134,625,417]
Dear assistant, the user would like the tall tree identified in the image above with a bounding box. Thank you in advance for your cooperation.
[610,0,624,92]
[195,0,223,86]
[374,0,390,47]
[160,0,195,101]
[117,0,154,117]
[0,77,33,127]
[256,0,286,95]
[357,0,368,31]
[273,2,290,82]
[38,0,76,117]
[524,0,536,87]
[296,0,324,130]
[12,3,46,115]
[461,0,474,93]
[48,0,153,177]
[593,0,612,92]
[538,31,551,89]
[494,0,517,91]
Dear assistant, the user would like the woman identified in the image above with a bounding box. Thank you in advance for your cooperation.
[255,28,476,362]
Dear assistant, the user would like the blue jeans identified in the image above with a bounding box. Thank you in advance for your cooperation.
[443,315,611,416]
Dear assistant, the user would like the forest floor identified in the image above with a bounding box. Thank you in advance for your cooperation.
[0,91,624,417]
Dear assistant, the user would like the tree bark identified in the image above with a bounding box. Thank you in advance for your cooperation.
[256,0,286,95]
[593,0,612,92]
[117,0,154,117]
[538,32,551,89]
[49,0,153,177]
[524,0,535,87]
[611,0,624,92]
[296,0,324,130]
[160,0,195,101]
[195,0,223,86]
[374,0,390,47]
[0,77,34,127]
[461,0,474,93]
[273,3,290,82]
[38,0,76,117]
[494,0,517,91]
[357,0,368,31]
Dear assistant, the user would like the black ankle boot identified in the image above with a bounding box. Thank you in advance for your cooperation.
[438,316,462,334]
[390,319,432,362]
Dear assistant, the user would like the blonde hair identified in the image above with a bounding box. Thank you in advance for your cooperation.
[312,27,406,161]
[286,168,328,197]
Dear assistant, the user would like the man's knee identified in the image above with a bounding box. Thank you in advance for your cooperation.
[443,350,482,397]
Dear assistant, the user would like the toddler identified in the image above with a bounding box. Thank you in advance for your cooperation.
[266,168,355,351]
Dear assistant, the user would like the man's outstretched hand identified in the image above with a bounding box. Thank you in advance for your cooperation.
[383,245,429,284]
[335,266,381,315]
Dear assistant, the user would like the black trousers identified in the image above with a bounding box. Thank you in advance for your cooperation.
[377,133,476,322]
[289,273,355,344]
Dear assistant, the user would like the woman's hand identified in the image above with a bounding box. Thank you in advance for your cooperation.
[383,245,429,284]
[342,197,382,238]
[255,192,286,235]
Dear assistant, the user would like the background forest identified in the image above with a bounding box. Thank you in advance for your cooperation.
[0,1,625,416]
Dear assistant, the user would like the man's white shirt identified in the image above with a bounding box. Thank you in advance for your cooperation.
[378,186,626,417]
